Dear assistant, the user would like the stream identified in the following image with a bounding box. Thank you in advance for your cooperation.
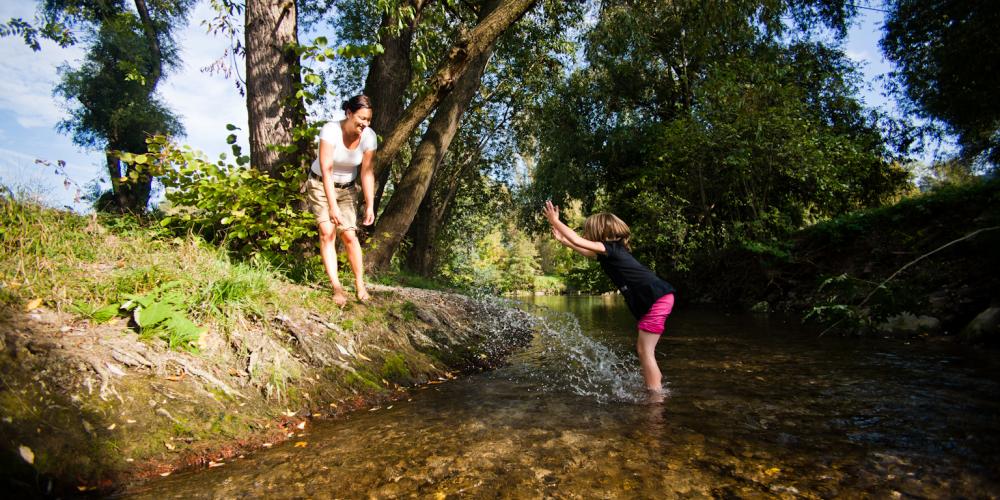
[125,295,1000,498]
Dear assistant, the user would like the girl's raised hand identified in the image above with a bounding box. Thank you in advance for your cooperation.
[542,200,560,223]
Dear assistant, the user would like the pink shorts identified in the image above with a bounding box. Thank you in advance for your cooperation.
[637,293,675,335]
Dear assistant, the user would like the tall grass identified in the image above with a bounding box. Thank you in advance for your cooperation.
[0,193,293,349]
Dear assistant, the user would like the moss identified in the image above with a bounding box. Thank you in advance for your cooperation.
[399,301,419,321]
[344,369,384,392]
[380,353,412,384]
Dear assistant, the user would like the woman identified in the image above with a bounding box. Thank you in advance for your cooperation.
[305,95,377,305]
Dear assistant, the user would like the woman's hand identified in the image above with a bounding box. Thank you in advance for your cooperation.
[362,205,375,226]
[329,207,343,227]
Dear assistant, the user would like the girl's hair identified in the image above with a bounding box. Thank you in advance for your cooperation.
[582,212,631,250]
[342,95,372,114]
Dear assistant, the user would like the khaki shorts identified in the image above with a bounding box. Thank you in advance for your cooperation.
[305,175,359,232]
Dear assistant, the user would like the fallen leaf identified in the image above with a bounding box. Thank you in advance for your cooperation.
[107,423,116,430]
[283,409,297,417]
[208,461,224,468]
[126,419,136,424]
[262,443,273,448]
[357,352,372,361]
[159,471,171,477]
[296,421,306,430]
[18,445,34,464]
[24,298,43,311]
[765,467,781,476]
[328,402,338,408]
[164,442,175,450]
[294,441,308,448]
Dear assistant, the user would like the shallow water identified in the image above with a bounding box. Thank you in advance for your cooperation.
[126,295,1000,498]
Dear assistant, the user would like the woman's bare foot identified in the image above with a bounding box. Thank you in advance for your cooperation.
[356,284,370,303]
[332,285,348,306]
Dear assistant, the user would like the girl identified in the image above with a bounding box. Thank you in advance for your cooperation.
[305,95,377,305]
[543,200,675,394]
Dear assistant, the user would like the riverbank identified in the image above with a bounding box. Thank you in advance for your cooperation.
[686,179,1000,341]
[0,200,534,495]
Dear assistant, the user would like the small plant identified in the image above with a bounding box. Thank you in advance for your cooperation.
[120,281,204,351]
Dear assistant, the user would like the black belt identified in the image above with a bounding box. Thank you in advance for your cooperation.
[310,169,356,188]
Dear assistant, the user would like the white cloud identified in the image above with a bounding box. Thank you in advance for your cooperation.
[0,35,84,129]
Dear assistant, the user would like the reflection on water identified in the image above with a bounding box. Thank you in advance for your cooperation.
[127,295,1000,498]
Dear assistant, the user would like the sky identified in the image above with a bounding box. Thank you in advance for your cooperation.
[0,1,900,212]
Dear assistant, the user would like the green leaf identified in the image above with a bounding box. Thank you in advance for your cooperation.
[134,301,174,328]
[226,134,237,144]
[91,304,121,323]
[226,123,238,131]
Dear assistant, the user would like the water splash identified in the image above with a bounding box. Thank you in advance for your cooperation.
[507,301,660,404]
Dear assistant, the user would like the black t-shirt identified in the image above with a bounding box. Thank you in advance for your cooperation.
[597,240,675,319]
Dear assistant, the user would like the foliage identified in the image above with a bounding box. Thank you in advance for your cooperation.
[122,134,316,264]
[882,0,1000,167]
[120,280,204,351]
[525,0,910,284]
[24,0,196,212]
[0,16,74,50]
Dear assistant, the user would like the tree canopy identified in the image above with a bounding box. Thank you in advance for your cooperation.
[882,0,1000,167]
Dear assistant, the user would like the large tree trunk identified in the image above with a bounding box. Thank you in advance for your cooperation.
[403,150,474,275]
[366,2,506,272]
[245,0,307,175]
[372,0,538,182]
[364,0,430,213]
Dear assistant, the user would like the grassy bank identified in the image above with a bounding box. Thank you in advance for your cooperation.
[0,196,534,494]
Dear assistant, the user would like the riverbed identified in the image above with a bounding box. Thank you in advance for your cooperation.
[125,295,1000,498]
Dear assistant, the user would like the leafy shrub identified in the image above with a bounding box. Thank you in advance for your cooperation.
[120,134,316,261]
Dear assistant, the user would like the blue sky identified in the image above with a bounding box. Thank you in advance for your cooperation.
[1,1,900,211]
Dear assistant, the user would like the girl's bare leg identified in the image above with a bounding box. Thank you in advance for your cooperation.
[340,229,369,302]
[319,221,347,306]
[636,330,663,391]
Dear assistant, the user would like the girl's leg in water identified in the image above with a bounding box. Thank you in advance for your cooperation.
[636,330,663,391]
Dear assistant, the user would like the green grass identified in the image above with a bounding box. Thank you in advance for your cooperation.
[0,197,295,349]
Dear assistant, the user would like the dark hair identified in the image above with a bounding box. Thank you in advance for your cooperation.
[342,95,372,114]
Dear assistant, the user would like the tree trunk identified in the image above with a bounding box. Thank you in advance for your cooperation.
[366,1,506,272]
[245,0,307,175]
[364,0,429,213]
[404,193,439,275]
[104,151,152,213]
[372,0,538,181]
[403,148,476,275]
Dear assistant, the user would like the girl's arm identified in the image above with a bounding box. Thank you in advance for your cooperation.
[552,228,599,259]
[543,200,606,258]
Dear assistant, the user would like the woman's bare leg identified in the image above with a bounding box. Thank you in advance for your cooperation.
[318,221,347,306]
[340,229,369,302]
